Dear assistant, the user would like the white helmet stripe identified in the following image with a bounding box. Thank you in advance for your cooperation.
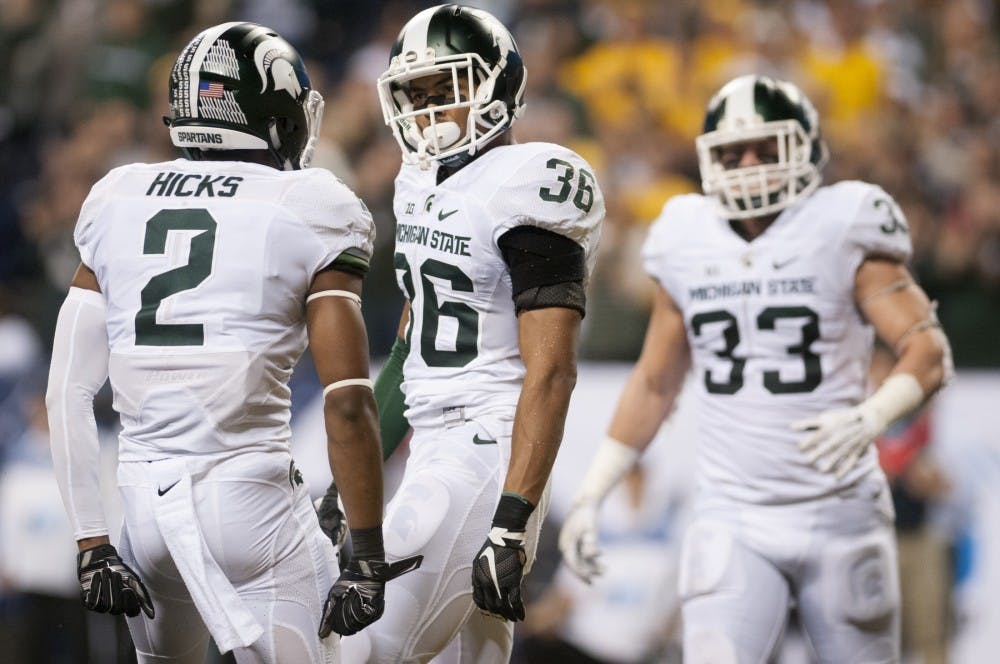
[728,78,758,128]
[400,7,437,58]
[185,22,244,118]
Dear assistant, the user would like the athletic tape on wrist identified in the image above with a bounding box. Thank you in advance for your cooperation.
[576,436,641,503]
[862,373,924,430]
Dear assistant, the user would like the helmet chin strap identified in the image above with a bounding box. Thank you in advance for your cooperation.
[414,139,432,171]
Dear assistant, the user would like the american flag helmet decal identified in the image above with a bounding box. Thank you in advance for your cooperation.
[199,81,225,98]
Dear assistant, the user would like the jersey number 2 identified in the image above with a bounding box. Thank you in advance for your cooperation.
[135,209,216,346]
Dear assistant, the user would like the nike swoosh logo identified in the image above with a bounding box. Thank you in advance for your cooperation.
[472,434,497,445]
[479,547,502,597]
[438,209,458,221]
[157,480,180,496]
[772,257,797,270]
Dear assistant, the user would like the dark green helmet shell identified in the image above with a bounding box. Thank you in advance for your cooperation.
[703,75,825,166]
[696,75,828,219]
[377,4,526,168]
[167,22,323,170]
[387,4,525,125]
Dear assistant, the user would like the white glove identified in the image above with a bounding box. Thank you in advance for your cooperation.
[793,373,924,479]
[792,406,883,479]
[558,500,604,583]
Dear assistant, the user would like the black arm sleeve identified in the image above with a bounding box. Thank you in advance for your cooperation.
[497,225,587,316]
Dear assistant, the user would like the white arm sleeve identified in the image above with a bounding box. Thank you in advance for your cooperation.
[45,287,110,540]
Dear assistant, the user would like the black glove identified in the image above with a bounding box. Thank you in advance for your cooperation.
[471,493,534,622]
[77,543,154,619]
[314,481,348,547]
[318,555,422,637]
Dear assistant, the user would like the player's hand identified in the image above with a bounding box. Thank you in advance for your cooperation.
[793,405,884,479]
[472,526,528,621]
[314,481,348,548]
[77,543,155,619]
[558,499,603,583]
[318,555,422,637]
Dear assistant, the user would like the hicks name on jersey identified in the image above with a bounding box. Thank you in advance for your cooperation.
[689,276,817,302]
[145,171,244,198]
[396,222,471,257]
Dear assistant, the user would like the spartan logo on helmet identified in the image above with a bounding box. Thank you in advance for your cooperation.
[376,4,527,169]
[166,22,324,171]
[695,75,829,219]
[254,39,302,100]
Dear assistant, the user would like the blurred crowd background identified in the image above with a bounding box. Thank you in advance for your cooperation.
[1,0,998,662]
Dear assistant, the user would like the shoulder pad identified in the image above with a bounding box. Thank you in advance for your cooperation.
[282,168,375,268]
[835,181,912,263]
[73,165,133,268]
[486,143,604,249]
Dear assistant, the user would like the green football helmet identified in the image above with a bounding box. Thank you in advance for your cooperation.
[166,22,324,170]
[696,75,828,219]
[376,4,526,169]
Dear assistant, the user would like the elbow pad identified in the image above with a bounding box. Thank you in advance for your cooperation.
[46,287,110,539]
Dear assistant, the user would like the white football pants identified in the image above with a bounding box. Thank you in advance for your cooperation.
[117,450,338,663]
[680,473,901,664]
[342,408,548,664]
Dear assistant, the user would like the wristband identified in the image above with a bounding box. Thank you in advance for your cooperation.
[492,493,535,532]
[350,526,385,561]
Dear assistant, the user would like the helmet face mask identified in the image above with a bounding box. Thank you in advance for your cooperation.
[167,22,324,171]
[696,75,828,219]
[377,5,526,170]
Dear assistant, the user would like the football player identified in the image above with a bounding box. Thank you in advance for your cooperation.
[559,75,952,663]
[337,4,604,662]
[45,22,418,663]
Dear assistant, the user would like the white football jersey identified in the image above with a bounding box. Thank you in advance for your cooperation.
[391,142,604,425]
[74,159,374,461]
[643,181,912,504]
